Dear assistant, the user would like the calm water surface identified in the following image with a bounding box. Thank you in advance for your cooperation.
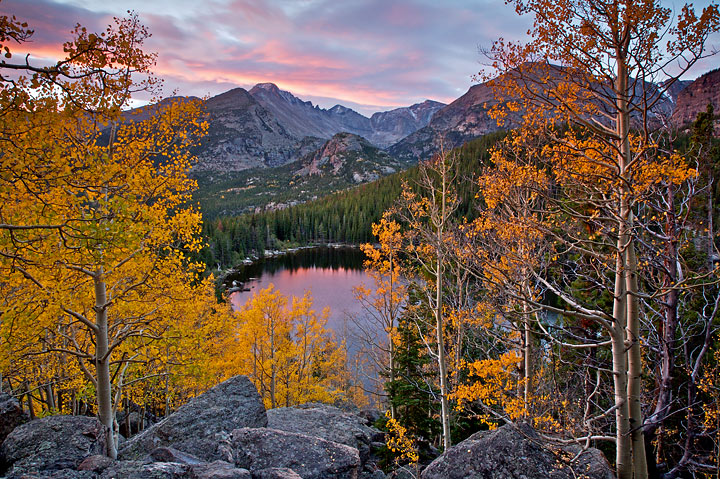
[227,247,371,335]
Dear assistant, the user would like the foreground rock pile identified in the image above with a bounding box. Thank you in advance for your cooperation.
[0,378,616,479]
[420,422,614,479]
[0,377,379,479]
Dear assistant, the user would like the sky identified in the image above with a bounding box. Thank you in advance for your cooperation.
[2,0,719,116]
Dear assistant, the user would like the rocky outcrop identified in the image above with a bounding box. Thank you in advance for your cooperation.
[191,461,252,479]
[267,404,383,467]
[253,468,304,479]
[98,460,191,479]
[249,83,443,149]
[119,375,267,462]
[369,101,445,148]
[672,68,720,128]
[231,427,361,479]
[0,415,107,476]
[0,376,618,479]
[295,133,403,185]
[195,88,324,172]
[420,423,614,479]
[0,393,28,446]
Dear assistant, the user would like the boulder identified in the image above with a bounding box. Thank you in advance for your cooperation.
[0,393,29,446]
[77,455,115,473]
[99,460,191,479]
[149,447,204,465]
[120,376,267,462]
[6,470,98,478]
[191,461,252,479]
[252,468,303,479]
[231,427,360,479]
[267,404,382,465]
[360,470,387,479]
[0,415,106,476]
[420,423,615,479]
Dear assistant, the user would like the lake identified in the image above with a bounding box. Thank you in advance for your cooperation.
[226,246,372,338]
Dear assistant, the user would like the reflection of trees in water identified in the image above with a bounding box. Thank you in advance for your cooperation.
[230,246,365,283]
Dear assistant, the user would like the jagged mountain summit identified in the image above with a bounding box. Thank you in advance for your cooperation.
[195,87,324,171]
[248,82,445,148]
[249,82,374,141]
[192,83,444,173]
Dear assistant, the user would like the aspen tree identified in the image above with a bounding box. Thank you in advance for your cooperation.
[483,1,719,477]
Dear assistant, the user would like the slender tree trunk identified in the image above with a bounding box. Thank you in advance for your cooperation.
[612,243,632,479]
[45,384,56,411]
[644,183,679,474]
[615,51,647,479]
[436,256,451,451]
[389,252,396,420]
[708,182,714,271]
[522,273,534,412]
[435,159,451,452]
[94,268,117,459]
[626,225,648,479]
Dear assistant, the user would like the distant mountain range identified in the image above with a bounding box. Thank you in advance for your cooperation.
[192,83,445,172]
[182,66,719,215]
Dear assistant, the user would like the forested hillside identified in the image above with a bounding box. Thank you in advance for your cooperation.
[197,131,506,268]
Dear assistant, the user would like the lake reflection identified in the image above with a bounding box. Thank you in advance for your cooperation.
[227,247,370,335]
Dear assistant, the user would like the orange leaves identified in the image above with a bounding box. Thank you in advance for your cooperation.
[222,285,348,409]
[385,411,419,464]
[0,10,219,423]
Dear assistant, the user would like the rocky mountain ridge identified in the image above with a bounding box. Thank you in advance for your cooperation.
[191,84,444,174]
[248,83,445,148]
[389,65,710,163]
[671,68,720,128]
[192,132,404,217]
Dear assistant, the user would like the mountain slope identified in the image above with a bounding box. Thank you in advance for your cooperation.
[196,88,324,171]
[194,132,405,218]
[671,69,720,127]
[388,64,691,163]
[249,83,444,148]
[388,81,503,162]
[249,83,374,140]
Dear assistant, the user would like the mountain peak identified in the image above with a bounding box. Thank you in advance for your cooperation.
[251,82,281,93]
[329,104,352,114]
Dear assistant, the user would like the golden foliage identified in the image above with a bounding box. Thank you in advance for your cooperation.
[218,285,349,409]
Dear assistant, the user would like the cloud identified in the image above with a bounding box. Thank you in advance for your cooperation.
[2,0,717,116]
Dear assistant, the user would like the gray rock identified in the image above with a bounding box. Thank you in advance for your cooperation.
[356,409,382,427]
[120,376,267,462]
[360,469,386,479]
[0,393,29,446]
[99,461,191,479]
[77,455,114,473]
[191,461,252,479]
[420,423,615,479]
[231,427,360,479]
[7,469,98,478]
[388,469,416,479]
[252,467,303,479]
[267,404,380,465]
[0,415,106,476]
[148,447,204,465]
